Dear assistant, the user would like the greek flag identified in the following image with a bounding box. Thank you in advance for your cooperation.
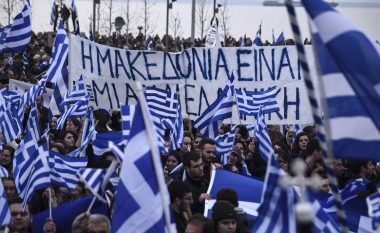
[302,0,380,160]
[275,31,285,45]
[205,16,221,48]
[367,184,380,230]
[56,95,89,130]
[108,141,125,163]
[49,150,87,191]
[251,153,297,232]
[0,165,8,178]
[0,0,31,54]
[18,79,47,122]
[26,102,41,141]
[13,134,51,206]
[194,83,234,139]
[50,0,58,25]
[77,168,107,202]
[307,192,340,233]
[0,106,21,144]
[47,21,69,116]
[254,107,273,161]
[161,103,184,150]
[145,87,178,152]
[246,124,256,138]
[121,105,136,143]
[253,23,262,47]
[235,86,280,116]
[0,180,11,226]
[111,103,176,233]
[60,75,87,111]
[144,87,178,118]
[215,125,237,164]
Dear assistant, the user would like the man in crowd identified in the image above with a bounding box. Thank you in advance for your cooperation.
[168,181,194,233]
[183,152,211,214]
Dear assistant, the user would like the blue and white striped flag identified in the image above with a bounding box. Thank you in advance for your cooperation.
[0,107,21,144]
[26,102,41,141]
[50,0,58,25]
[246,124,256,138]
[0,180,11,226]
[108,141,125,163]
[78,168,107,202]
[22,49,28,75]
[251,152,297,232]
[56,95,89,130]
[252,23,262,47]
[145,87,179,118]
[194,83,234,139]
[215,125,237,164]
[235,86,280,116]
[17,79,47,123]
[302,0,380,160]
[0,0,31,54]
[111,102,176,233]
[60,75,87,111]
[0,165,8,178]
[121,105,135,143]
[13,134,51,207]
[49,150,87,191]
[367,184,380,230]
[161,102,184,150]
[307,192,340,233]
[254,106,273,161]
[47,21,69,116]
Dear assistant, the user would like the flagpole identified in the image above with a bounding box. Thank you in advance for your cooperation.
[136,82,173,233]
[284,0,348,232]
[86,196,97,214]
[48,187,52,219]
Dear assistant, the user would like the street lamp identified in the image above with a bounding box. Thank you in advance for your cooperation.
[165,0,176,52]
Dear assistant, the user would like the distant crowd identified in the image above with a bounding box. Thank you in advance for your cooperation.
[1,30,378,233]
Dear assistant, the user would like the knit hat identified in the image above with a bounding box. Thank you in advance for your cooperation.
[212,200,237,222]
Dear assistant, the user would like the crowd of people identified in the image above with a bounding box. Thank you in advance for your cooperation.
[0,30,378,233]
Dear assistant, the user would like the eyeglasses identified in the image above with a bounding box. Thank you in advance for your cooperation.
[11,211,29,217]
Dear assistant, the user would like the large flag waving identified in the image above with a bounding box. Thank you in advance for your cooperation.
[194,83,234,139]
[0,0,32,54]
[47,21,69,116]
[111,101,176,232]
[301,0,380,160]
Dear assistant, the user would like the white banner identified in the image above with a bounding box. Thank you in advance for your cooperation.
[69,34,317,124]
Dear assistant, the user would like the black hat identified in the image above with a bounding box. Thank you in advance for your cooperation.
[212,200,237,222]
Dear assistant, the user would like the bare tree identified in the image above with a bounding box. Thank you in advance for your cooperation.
[98,0,114,36]
[122,0,137,36]
[140,0,157,39]
[0,0,23,25]
[196,0,211,39]
[170,12,182,38]
[219,0,231,44]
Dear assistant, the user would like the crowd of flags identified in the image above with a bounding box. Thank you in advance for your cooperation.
[1,0,380,232]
